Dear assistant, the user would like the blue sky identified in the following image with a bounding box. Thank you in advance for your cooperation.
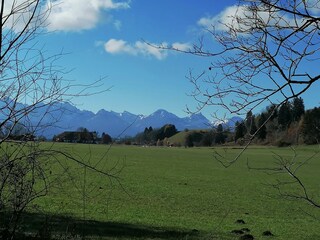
[38,0,319,119]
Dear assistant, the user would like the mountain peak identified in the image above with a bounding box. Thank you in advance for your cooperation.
[213,116,243,129]
[97,109,108,114]
[25,103,240,138]
[151,109,174,117]
[189,112,206,120]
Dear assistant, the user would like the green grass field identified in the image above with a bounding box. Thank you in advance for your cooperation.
[7,144,320,239]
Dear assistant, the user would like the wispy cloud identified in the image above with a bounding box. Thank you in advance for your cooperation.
[104,39,191,60]
[113,20,122,31]
[198,4,304,33]
[104,39,168,60]
[171,42,192,52]
[46,0,130,32]
[197,5,249,31]
[104,39,136,55]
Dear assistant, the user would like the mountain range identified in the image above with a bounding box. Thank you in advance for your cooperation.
[19,102,243,139]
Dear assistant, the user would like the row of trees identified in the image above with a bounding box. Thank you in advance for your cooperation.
[184,124,226,147]
[235,97,320,145]
[53,128,112,144]
[128,97,319,147]
[134,124,178,145]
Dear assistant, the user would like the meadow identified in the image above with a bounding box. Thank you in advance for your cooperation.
[10,144,320,239]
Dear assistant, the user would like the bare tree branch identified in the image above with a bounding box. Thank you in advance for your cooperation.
[0,1,119,238]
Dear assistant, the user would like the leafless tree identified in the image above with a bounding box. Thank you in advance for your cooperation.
[0,1,119,239]
[182,0,320,117]
[246,147,320,210]
[162,0,320,210]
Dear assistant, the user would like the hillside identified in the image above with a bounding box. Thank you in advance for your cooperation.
[168,130,210,146]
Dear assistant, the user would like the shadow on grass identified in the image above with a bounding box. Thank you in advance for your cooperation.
[1,211,200,239]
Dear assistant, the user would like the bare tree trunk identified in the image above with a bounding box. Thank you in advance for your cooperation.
[0,1,119,239]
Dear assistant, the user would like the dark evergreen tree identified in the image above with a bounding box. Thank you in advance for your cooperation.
[249,115,258,135]
[266,104,278,120]
[245,110,253,132]
[163,124,178,138]
[245,110,258,135]
[140,126,154,143]
[155,124,178,140]
[278,102,292,129]
[292,97,305,121]
[201,131,215,146]
[185,134,194,147]
[235,121,246,142]
[257,113,267,140]
[184,132,200,147]
[215,124,226,144]
[101,132,112,144]
[302,107,320,144]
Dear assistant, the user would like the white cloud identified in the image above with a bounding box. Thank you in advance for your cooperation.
[46,0,130,32]
[104,39,168,60]
[104,39,192,60]
[198,4,304,33]
[0,0,44,33]
[135,41,168,60]
[198,5,244,31]
[104,39,136,55]
[171,42,192,52]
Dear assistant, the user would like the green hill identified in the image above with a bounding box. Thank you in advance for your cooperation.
[168,129,210,146]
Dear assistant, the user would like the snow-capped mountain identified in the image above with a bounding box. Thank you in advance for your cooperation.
[12,102,242,138]
[113,111,144,123]
[212,116,244,130]
[137,109,182,130]
[183,113,211,130]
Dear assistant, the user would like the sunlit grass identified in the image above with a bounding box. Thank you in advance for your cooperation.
[18,144,320,239]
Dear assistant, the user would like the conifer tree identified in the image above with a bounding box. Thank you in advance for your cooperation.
[215,124,226,144]
[292,97,305,122]
[278,102,292,129]
[235,121,246,142]
[257,113,267,140]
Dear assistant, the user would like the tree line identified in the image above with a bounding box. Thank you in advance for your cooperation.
[53,128,112,144]
[133,124,178,146]
[235,97,320,146]
[126,97,319,147]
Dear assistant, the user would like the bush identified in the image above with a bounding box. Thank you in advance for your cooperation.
[236,138,245,146]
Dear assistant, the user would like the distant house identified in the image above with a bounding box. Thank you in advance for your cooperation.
[54,131,97,143]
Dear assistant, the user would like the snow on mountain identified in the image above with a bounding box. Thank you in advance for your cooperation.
[139,109,180,128]
[213,116,243,130]
[113,111,144,123]
[9,101,242,138]
[182,113,211,129]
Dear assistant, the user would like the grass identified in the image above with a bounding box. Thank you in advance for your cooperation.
[167,129,209,146]
[167,130,189,145]
[2,143,320,239]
